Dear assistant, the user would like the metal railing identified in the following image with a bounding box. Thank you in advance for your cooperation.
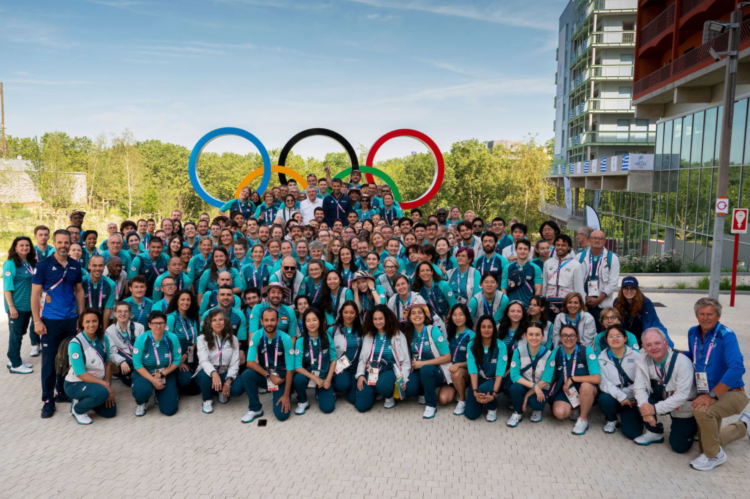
[588,98,633,111]
[673,18,750,77]
[594,0,637,10]
[640,3,675,46]
[587,131,655,143]
[681,0,710,17]
[633,63,671,95]
[591,64,634,78]
[592,31,635,45]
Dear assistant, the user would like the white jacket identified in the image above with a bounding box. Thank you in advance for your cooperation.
[552,311,597,347]
[542,254,586,299]
[387,292,425,322]
[412,325,453,385]
[452,236,482,258]
[577,248,620,309]
[196,334,240,380]
[633,349,697,419]
[106,321,145,366]
[355,332,412,384]
[597,347,638,402]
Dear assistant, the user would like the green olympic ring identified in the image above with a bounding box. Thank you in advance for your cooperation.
[328,166,401,202]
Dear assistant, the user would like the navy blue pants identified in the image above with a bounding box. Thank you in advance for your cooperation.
[405,365,446,408]
[196,370,245,402]
[598,392,640,423]
[40,317,78,402]
[7,310,33,368]
[64,380,117,418]
[354,370,397,413]
[292,373,335,414]
[465,377,498,420]
[333,368,357,405]
[132,371,179,416]
[241,370,291,421]
[620,396,697,453]
[176,366,201,395]
[508,382,548,414]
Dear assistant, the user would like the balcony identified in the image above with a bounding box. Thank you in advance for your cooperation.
[593,0,638,13]
[546,153,656,195]
[590,64,634,79]
[568,130,655,148]
[590,30,636,47]
[640,3,675,46]
[589,97,635,112]
[633,63,671,95]
[672,29,729,77]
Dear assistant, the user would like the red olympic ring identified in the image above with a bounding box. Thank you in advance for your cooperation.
[365,129,444,210]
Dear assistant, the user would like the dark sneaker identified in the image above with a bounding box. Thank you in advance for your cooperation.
[55,392,72,404]
[41,401,56,419]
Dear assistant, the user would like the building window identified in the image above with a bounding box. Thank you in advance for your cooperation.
[703,107,717,167]
[655,122,664,169]
[692,111,704,167]
[671,118,682,170]
[680,115,692,168]
[730,99,748,165]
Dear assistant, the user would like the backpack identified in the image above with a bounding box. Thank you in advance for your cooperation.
[56,336,82,377]
[579,249,613,268]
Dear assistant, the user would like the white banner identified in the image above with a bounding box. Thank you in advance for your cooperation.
[628,153,655,170]
[564,177,573,215]
[591,158,598,173]
[610,155,618,172]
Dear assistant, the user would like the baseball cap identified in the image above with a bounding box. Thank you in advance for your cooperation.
[621,276,639,288]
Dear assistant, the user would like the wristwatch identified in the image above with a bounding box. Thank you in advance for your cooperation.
[709,391,718,400]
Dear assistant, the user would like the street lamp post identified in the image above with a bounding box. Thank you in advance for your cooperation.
[709,6,744,298]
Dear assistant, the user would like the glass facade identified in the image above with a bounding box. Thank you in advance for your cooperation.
[588,100,750,269]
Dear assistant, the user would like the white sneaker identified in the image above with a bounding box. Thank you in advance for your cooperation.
[569,409,580,421]
[71,410,92,425]
[202,400,213,414]
[7,363,33,374]
[453,400,466,416]
[572,417,589,435]
[258,387,268,394]
[295,401,309,415]
[690,453,710,468]
[422,406,436,419]
[603,421,617,434]
[486,409,497,422]
[691,448,727,471]
[739,411,750,439]
[241,409,263,423]
[506,413,522,427]
[384,397,396,409]
[30,345,41,357]
[531,410,543,423]
[134,404,146,417]
[418,395,426,405]
[634,430,664,446]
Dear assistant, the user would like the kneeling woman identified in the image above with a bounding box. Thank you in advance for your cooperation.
[439,304,475,415]
[403,305,452,419]
[596,324,638,435]
[506,323,551,427]
[355,305,411,412]
[542,324,601,435]
[166,290,201,394]
[196,309,245,414]
[293,308,337,415]
[65,308,116,424]
[331,301,363,405]
[465,315,509,422]
[131,311,182,417]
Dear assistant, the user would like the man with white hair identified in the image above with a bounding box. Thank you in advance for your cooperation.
[578,229,619,330]
[300,184,323,224]
[685,297,749,471]
[576,226,593,255]
[631,327,697,453]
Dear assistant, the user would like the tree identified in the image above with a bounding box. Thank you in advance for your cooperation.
[27,132,73,210]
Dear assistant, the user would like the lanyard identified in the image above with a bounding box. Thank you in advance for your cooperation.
[456,269,465,296]
[424,284,438,313]
[589,251,603,280]
[312,280,322,303]
[331,288,341,313]
[332,195,345,216]
[453,331,470,360]
[178,314,196,343]
[214,335,228,365]
[134,300,146,322]
[263,334,280,370]
[116,323,133,348]
[482,294,493,316]
[483,255,497,274]
[308,336,322,367]
[561,345,578,382]
[565,312,581,326]
[82,334,106,367]
[346,329,361,360]
[264,206,274,224]
[549,259,571,282]
[528,345,546,383]
[20,260,34,275]
[150,333,171,367]
[47,261,70,294]
[370,334,388,363]
[654,358,669,384]
[416,327,429,360]
[693,330,719,372]
[251,264,264,288]
[383,207,394,224]
[397,293,412,322]
[147,254,162,276]
[608,349,624,385]
[87,278,103,309]
[237,200,246,217]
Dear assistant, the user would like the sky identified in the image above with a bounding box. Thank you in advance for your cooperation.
[0,0,566,160]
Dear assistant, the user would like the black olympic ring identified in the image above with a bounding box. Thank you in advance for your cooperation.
[277,128,359,185]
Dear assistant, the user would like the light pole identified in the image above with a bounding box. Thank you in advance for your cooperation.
[708,5,746,299]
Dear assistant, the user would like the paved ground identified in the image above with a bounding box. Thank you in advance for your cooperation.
[1,293,749,498]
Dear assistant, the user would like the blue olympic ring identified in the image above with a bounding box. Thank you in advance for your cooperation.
[188,127,272,209]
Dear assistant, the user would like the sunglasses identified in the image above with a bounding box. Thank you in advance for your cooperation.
[283,266,296,271]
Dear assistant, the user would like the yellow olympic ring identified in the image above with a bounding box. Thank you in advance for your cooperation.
[235,166,308,198]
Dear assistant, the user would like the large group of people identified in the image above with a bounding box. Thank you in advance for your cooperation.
[3,168,749,472]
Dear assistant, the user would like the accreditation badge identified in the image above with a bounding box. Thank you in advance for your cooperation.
[309,370,321,388]
[566,385,580,408]
[187,345,195,363]
[587,279,601,297]
[267,370,280,391]
[335,355,350,374]
[695,372,709,394]
[367,360,380,385]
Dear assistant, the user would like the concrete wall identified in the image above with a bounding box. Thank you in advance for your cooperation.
[0,170,87,205]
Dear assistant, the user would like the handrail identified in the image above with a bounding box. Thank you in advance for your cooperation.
[640,3,675,46]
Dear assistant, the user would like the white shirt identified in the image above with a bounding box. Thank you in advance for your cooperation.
[299,197,324,224]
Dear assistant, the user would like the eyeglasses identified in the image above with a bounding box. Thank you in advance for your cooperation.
[560,334,577,340]
[607,334,624,339]
[162,282,176,287]
[150,322,166,327]
[283,266,296,271]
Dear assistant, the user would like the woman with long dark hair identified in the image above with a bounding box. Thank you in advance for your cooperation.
[4,236,38,373]
[387,274,426,324]
[301,259,327,310]
[166,235,184,260]
[403,304,452,419]
[336,245,357,288]
[464,315,508,422]
[438,303,475,414]
[197,247,241,303]
[319,270,353,325]
[506,323,551,428]
[613,277,671,346]
[166,290,201,393]
[64,308,116,425]
[292,307,336,415]
[331,301,363,405]
[551,292,597,347]
[354,305,411,412]
[196,309,244,413]
[527,295,553,349]
[412,261,455,319]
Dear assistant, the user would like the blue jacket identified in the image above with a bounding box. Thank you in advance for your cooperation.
[686,322,745,391]
[614,296,672,347]
[322,193,354,227]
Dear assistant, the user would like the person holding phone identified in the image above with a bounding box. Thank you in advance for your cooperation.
[131,311,182,417]
[541,324,600,435]
[596,324,639,435]
[292,308,337,415]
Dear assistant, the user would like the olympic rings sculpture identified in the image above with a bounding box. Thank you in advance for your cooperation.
[189,127,444,209]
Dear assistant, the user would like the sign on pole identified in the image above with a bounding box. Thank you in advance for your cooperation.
[729,208,748,307]
[716,197,729,216]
